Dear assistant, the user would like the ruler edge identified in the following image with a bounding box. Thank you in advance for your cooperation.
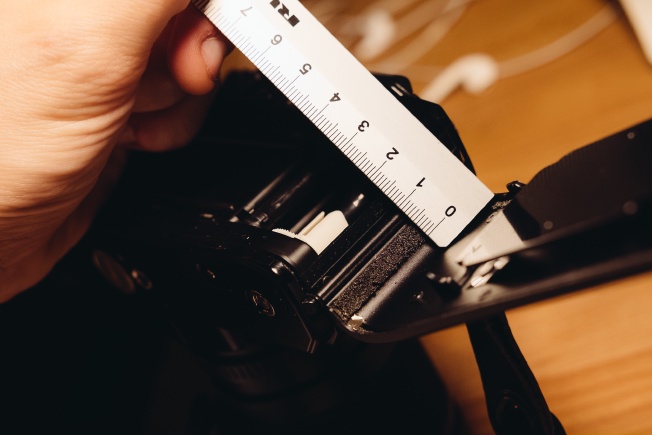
[191,0,493,246]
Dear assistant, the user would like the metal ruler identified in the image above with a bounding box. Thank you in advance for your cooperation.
[191,0,493,247]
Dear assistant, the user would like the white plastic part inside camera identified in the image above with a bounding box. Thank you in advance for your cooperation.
[273,211,349,255]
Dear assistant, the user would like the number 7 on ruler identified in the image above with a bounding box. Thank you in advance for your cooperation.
[191,0,493,247]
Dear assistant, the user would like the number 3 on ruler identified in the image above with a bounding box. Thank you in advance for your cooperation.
[192,0,494,247]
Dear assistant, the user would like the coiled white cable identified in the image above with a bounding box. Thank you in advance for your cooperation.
[304,0,618,103]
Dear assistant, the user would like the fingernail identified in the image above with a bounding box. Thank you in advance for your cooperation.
[202,37,225,81]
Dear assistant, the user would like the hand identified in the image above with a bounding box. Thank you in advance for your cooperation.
[0,1,230,300]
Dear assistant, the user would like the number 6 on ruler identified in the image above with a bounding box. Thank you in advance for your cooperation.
[191,0,493,247]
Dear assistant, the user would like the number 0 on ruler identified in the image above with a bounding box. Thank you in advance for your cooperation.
[191,0,493,247]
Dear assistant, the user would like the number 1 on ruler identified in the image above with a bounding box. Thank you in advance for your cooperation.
[191,0,493,246]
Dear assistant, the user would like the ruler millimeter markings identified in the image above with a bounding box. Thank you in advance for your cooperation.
[191,0,493,247]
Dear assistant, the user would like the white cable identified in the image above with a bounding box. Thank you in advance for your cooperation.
[306,0,618,103]
[392,0,451,43]
[420,53,500,103]
[499,4,618,78]
[335,0,434,61]
[421,3,618,102]
[353,9,397,61]
[368,0,472,73]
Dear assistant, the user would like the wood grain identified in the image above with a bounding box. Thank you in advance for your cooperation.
[412,1,652,433]
[223,0,652,432]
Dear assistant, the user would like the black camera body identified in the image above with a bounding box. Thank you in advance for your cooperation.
[92,71,652,354]
[86,71,652,434]
[91,72,482,354]
[86,72,481,433]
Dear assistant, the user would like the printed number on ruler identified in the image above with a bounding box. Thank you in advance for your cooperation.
[191,0,493,247]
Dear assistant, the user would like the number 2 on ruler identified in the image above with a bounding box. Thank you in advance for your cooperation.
[191,0,493,246]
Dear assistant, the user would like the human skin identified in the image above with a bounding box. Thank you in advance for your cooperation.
[0,1,230,301]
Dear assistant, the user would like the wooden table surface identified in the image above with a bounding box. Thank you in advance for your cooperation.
[225,1,652,433]
[405,2,652,434]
